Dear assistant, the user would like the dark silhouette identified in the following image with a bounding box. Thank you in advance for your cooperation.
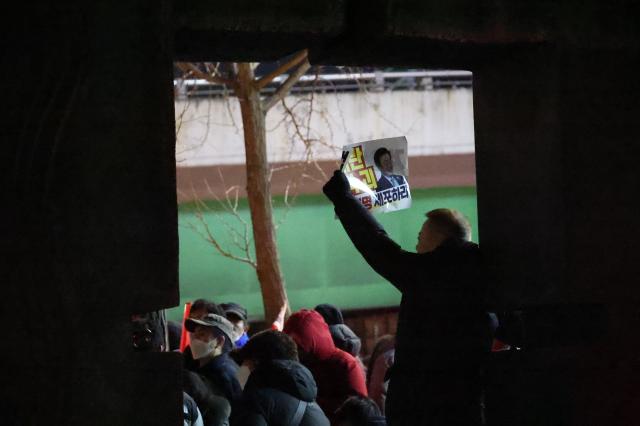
[323,171,493,426]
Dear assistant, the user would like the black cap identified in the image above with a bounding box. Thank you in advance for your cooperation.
[315,304,344,325]
[220,302,248,322]
[184,313,235,343]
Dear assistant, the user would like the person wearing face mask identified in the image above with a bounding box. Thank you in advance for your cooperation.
[220,302,250,349]
[185,313,242,406]
[183,299,228,371]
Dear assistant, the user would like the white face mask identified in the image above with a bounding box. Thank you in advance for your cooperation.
[190,338,216,360]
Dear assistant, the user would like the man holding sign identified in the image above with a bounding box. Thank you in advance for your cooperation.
[323,170,493,426]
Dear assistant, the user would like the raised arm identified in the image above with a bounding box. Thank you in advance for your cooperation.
[323,171,415,291]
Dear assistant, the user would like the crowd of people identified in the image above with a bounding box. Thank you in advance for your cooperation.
[134,170,512,426]
[171,299,390,426]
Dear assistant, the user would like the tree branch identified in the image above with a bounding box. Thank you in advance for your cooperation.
[255,49,308,90]
[176,62,235,89]
[262,60,311,112]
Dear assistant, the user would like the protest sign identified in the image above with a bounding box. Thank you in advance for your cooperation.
[341,137,411,213]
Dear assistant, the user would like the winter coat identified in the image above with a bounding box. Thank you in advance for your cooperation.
[315,304,362,357]
[183,392,205,426]
[231,360,329,426]
[324,173,493,425]
[184,370,231,426]
[199,352,242,403]
[364,416,387,426]
[185,349,242,403]
[284,310,367,422]
[328,323,362,358]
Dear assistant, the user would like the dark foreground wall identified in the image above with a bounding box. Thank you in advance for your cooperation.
[3,1,640,425]
[474,46,640,426]
[1,2,181,425]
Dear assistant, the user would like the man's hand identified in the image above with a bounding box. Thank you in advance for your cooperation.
[322,170,351,203]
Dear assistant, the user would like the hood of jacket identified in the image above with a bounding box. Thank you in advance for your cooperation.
[314,304,344,325]
[329,324,362,357]
[366,416,388,426]
[245,359,318,403]
[284,309,336,360]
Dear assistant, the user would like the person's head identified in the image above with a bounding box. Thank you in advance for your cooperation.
[189,299,225,320]
[314,303,344,325]
[373,148,393,175]
[366,335,395,386]
[220,302,249,340]
[283,309,336,362]
[238,330,298,371]
[416,208,472,253]
[334,396,382,426]
[131,310,168,352]
[185,313,235,361]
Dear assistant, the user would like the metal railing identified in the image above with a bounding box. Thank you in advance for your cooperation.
[174,70,473,98]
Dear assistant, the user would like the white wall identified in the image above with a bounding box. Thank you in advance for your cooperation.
[175,88,474,166]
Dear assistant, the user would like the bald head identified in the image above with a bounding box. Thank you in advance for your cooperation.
[416,209,471,253]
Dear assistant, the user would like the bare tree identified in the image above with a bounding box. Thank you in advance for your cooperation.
[176,51,312,324]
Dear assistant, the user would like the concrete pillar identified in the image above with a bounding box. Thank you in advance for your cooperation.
[1,2,181,424]
[475,45,640,425]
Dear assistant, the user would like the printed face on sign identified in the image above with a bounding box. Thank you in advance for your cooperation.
[341,137,412,214]
[374,147,397,176]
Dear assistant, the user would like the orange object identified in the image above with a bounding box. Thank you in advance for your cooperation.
[179,302,192,352]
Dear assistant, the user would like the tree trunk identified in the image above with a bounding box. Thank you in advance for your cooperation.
[236,63,289,324]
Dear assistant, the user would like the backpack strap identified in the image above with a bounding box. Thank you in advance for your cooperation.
[291,400,308,426]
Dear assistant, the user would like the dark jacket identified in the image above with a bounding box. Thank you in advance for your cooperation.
[329,324,362,358]
[184,370,231,426]
[365,416,388,426]
[200,352,242,403]
[183,391,204,426]
[284,310,367,422]
[231,360,329,426]
[324,172,493,425]
[376,174,407,192]
[185,349,242,403]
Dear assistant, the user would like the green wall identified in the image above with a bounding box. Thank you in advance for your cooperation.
[168,187,477,321]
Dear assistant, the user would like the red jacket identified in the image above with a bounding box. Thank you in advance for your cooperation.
[284,309,367,421]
